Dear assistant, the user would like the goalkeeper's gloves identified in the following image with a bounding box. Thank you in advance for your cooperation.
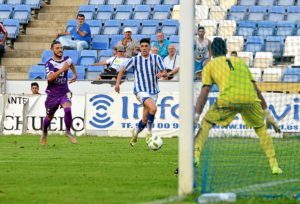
[264,109,281,133]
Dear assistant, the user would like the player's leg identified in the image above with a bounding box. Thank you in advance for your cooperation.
[76,40,89,51]
[61,94,77,144]
[130,106,148,146]
[143,97,157,143]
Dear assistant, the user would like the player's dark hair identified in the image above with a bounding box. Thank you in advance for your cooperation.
[140,38,151,45]
[77,14,85,18]
[231,51,238,56]
[31,82,39,87]
[211,37,227,57]
[51,40,61,49]
[198,26,205,31]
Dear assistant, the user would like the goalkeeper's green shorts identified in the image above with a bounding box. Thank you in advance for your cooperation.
[204,101,264,128]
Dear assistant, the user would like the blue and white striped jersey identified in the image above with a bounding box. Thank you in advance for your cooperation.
[125,53,166,94]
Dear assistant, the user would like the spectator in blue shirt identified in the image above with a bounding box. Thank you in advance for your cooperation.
[56,14,91,51]
[153,31,170,59]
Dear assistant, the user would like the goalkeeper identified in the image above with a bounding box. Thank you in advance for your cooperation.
[194,37,282,175]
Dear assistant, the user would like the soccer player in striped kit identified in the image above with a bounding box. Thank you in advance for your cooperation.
[115,38,167,146]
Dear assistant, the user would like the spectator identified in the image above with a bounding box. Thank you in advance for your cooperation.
[56,14,91,51]
[151,46,159,55]
[163,44,180,80]
[0,22,8,62]
[194,26,211,75]
[31,82,41,95]
[116,27,140,58]
[231,51,238,57]
[153,31,170,58]
[92,46,129,80]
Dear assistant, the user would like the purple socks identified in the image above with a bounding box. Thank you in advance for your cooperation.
[64,107,72,132]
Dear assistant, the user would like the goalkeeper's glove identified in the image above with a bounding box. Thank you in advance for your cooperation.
[264,109,281,133]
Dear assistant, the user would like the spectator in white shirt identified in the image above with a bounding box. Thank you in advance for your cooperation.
[163,44,180,80]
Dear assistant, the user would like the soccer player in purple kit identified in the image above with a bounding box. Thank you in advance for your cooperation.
[41,41,78,145]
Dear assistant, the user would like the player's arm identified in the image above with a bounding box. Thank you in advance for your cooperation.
[69,64,77,84]
[47,62,70,81]
[115,67,126,93]
[156,55,168,78]
[207,39,212,60]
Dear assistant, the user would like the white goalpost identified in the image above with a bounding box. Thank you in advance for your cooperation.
[178,0,195,196]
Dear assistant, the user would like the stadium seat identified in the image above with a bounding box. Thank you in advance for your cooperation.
[171,5,180,20]
[237,51,254,67]
[169,35,179,50]
[278,0,295,6]
[239,0,256,6]
[123,19,140,35]
[102,20,121,35]
[152,5,171,20]
[282,67,300,82]
[25,0,42,9]
[6,0,22,6]
[257,0,275,6]
[91,35,110,50]
[248,6,267,21]
[283,36,300,56]
[110,34,123,48]
[218,20,236,37]
[115,5,133,20]
[78,5,95,20]
[249,68,262,81]
[0,4,13,22]
[265,36,284,57]
[245,36,265,53]
[133,5,151,20]
[140,20,159,35]
[64,50,79,65]
[28,65,46,80]
[0,0,4,3]
[196,20,217,36]
[68,65,85,80]
[161,19,179,36]
[228,6,247,21]
[209,6,227,20]
[125,0,143,5]
[163,0,179,4]
[150,34,157,43]
[276,21,295,37]
[226,36,244,52]
[145,0,162,5]
[195,5,209,20]
[86,65,105,80]
[219,0,237,10]
[287,6,300,22]
[88,0,106,5]
[12,4,31,24]
[65,20,77,32]
[267,6,285,21]
[3,19,19,39]
[257,21,276,38]
[237,21,256,37]
[78,50,97,66]
[95,5,114,21]
[86,20,102,36]
[40,50,52,64]
[210,84,219,92]
[98,49,114,61]
[262,68,282,81]
[107,0,124,5]
[254,52,273,68]
[131,34,148,41]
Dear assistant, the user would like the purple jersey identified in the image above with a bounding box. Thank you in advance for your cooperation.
[45,56,72,97]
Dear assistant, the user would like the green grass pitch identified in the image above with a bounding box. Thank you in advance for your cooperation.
[0,135,299,204]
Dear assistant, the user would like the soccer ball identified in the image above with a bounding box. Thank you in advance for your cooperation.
[148,136,163,150]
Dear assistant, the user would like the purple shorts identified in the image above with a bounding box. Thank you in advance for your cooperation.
[45,94,71,116]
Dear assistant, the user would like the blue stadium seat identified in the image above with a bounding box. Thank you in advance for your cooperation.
[152,5,171,20]
[295,22,300,35]
[115,5,133,20]
[0,4,13,22]
[86,65,105,80]
[6,0,22,6]
[91,35,110,50]
[131,34,148,41]
[248,6,267,21]
[107,0,123,5]
[28,65,46,80]
[287,6,300,22]
[98,49,114,61]
[239,0,256,6]
[13,4,31,24]
[210,84,219,92]
[102,20,121,35]
[0,0,5,3]
[265,36,284,57]
[68,65,86,80]
[237,21,256,37]
[169,35,179,50]
[24,0,42,9]
[111,34,123,48]
[40,49,52,64]
[245,36,265,53]
[145,0,161,4]
[87,65,104,72]
[65,19,77,32]
[163,0,179,5]
[79,50,97,66]
[228,6,247,21]
[3,19,19,39]
[267,6,285,21]
[257,21,276,38]
[278,0,295,6]
[282,68,300,82]
[140,19,159,35]
[150,34,157,43]
[86,20,102,36]
[125,0,143,5]
[88,0,106,5]
[161,19,179,35]
[78,5,95,20]
[276,21,295,37]
[257,0,275,6]
[123,19,140,34]
[96,5,114,21]
[133,5,151,20]
[64,50,79,65]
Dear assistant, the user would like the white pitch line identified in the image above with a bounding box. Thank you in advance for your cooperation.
[140,195,186,204]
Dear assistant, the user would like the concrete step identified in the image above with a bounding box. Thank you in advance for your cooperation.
[1,58,40,66]
[14,42,50,50]
[3,50,43,58]
[51,0,88,6]
[28,20,67,28]
[17,34,55,42]
[38,12,76,21]
[40,5,79,13]
[7,72,29,80]
[5,65,31,74]
[26,27,62,35]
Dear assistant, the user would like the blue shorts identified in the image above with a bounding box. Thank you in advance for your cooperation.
[194,58,208,74]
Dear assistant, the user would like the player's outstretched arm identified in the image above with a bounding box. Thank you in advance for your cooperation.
[47,62,70,81]
[156,70,168,79]
[115,68,126,93]
[69,64,78,84]
[195,85,210,123]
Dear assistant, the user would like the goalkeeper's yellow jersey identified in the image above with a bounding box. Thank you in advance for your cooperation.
[202,56,261,107]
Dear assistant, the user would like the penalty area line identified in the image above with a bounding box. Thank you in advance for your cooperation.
[140,195,186,204]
